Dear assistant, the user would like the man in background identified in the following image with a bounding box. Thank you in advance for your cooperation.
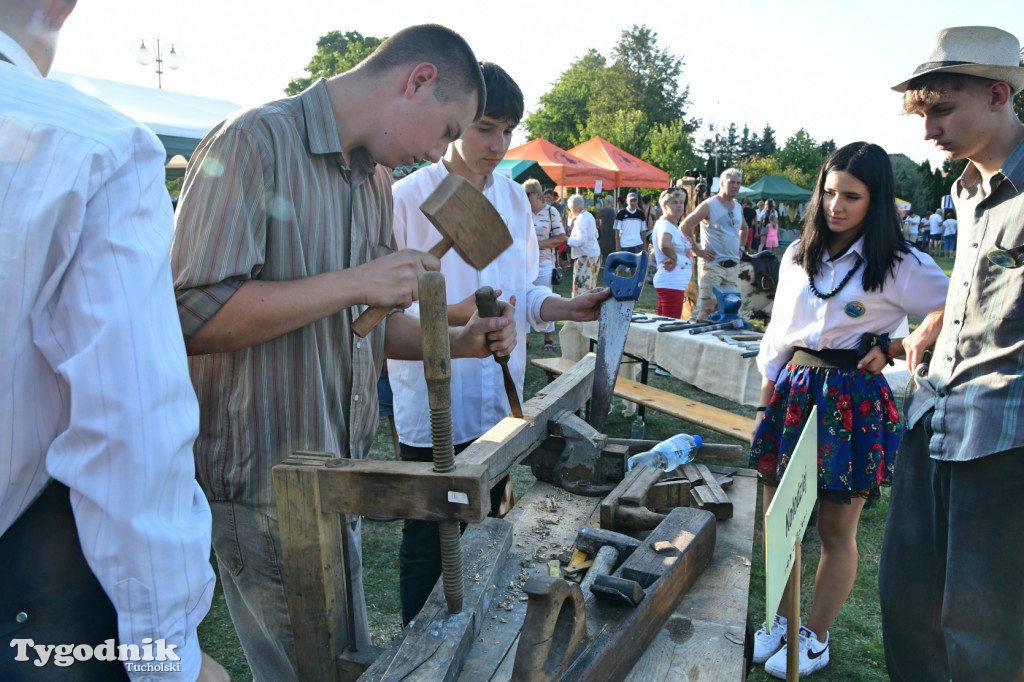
[679,168,748,320]
[0,0,225,678]
[614,191,648,253]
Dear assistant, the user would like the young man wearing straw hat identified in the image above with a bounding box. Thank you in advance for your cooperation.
[880,26,1024,681]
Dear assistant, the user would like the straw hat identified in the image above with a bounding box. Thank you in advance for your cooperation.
[892,26,1024,93]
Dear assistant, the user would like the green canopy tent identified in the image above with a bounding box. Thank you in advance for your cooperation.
[495,159,555,186]
[736,176,813,202]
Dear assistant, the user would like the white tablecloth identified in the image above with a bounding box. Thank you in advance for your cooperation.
[558,320,913,407]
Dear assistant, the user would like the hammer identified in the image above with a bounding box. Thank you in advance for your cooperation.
[352,174,514,337]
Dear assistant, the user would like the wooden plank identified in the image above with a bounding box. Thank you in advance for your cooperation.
[359,518,513,681]
[460,355,595,488]
[558,508,717,681]
[619,507,717,589]
[459,483,601,682]
[316,459,490,522]
[625,468,757,682]
[647,479,691,509]
[530,357,754,443]
[618,466,665,507]
[273,452,352,682]
[683,463,733,520]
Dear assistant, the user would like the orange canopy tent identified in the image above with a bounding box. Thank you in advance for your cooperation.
[504,138,617,189]
[569,136,669,189]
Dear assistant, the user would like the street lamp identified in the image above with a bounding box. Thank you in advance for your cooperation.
[133,39,182,89]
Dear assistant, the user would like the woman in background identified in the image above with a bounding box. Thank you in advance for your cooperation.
[651,189,694,318]
[565,194,601,297]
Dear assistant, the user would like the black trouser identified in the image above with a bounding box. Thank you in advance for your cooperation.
[398,442,505,625]
[0,482,129,680]
[879,413,1024,681]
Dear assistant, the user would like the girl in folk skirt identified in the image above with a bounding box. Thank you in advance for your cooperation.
[749,142,948,678]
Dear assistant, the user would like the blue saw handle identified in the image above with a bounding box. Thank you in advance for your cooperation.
[604,251,649,301]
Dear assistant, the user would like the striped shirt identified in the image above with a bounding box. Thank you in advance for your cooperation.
[905,137,1024,461]
[171,79,391,515]
[2,36,213,679]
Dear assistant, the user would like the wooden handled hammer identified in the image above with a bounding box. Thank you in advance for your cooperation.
[352,174,513,337]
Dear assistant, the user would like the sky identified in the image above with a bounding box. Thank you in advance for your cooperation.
[51,1,1024,172]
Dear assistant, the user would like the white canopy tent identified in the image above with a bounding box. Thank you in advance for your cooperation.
[50,72,242,165]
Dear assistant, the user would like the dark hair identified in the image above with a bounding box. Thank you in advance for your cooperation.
[479,61,524,126]
[362,24,486,121]
[795,141,911,292]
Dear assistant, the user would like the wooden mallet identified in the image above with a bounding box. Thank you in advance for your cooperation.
[352,174,513,337]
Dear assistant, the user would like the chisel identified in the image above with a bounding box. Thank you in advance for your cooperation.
[474,286,523,418]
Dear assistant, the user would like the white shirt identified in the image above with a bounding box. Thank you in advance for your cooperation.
[942,218,958,236]
[758,238,949,381]
[566,210,600,259]
[905,214,921,235]
[652,218,694,290]
[929,212,943,234]
[388,162,557,446]
[1,39,213,681]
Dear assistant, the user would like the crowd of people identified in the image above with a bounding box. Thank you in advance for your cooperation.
[2,6,1021,681]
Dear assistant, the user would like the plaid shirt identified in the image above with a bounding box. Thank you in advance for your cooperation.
[172,80,391,514]
[905,137,1024,461]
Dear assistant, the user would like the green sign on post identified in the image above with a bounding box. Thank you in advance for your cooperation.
[763,406,818,632]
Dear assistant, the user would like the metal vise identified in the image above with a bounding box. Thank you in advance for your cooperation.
[525,410,626,497]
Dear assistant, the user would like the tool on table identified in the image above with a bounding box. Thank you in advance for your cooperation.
[688,318,746,335]
[352,174,513,337]
[630,313,673,324]
[589,251,648,433]
[474,286,523,418]
[657,320,715,333]
[707,285,744,324]
[418,271,463,614]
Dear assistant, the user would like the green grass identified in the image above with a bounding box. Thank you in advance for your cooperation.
[200,251,955,679]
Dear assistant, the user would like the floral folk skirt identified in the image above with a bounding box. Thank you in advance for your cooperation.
[572,256,600,298]
[748,362,903,504]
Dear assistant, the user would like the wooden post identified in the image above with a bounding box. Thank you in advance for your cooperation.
[787,542,800,682]
[273,451,353,682]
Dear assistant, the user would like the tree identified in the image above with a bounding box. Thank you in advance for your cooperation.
[286,31,384,96]
[818,139,837,158]
[605,25,691,130]
[523,50,606,149]
[777,129,825,181]
[646,119,702,181]
[890,154,929,213]
[737,155,785,185]
[759,124,778,157]
[524,24,699,158]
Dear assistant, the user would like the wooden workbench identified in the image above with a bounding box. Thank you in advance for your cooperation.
[365,465,757,681]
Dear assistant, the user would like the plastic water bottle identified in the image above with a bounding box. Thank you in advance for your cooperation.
[630,415,646,440]
[627,434,703,473]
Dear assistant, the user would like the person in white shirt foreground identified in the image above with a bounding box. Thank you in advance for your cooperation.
[388,62,609,624]
[747,142,948,678]
[0,1,227,679]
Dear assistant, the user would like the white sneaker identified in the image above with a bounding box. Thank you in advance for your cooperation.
[764,626,830,678]
[752,614,787,664]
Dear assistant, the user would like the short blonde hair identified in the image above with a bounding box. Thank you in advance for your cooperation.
[522,178,542,195]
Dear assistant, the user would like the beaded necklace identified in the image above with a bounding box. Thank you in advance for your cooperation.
[808,254,863,299]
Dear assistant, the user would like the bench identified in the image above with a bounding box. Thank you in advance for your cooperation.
[531,356,754,443]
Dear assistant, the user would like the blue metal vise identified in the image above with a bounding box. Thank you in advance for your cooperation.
[707,285,747,326]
